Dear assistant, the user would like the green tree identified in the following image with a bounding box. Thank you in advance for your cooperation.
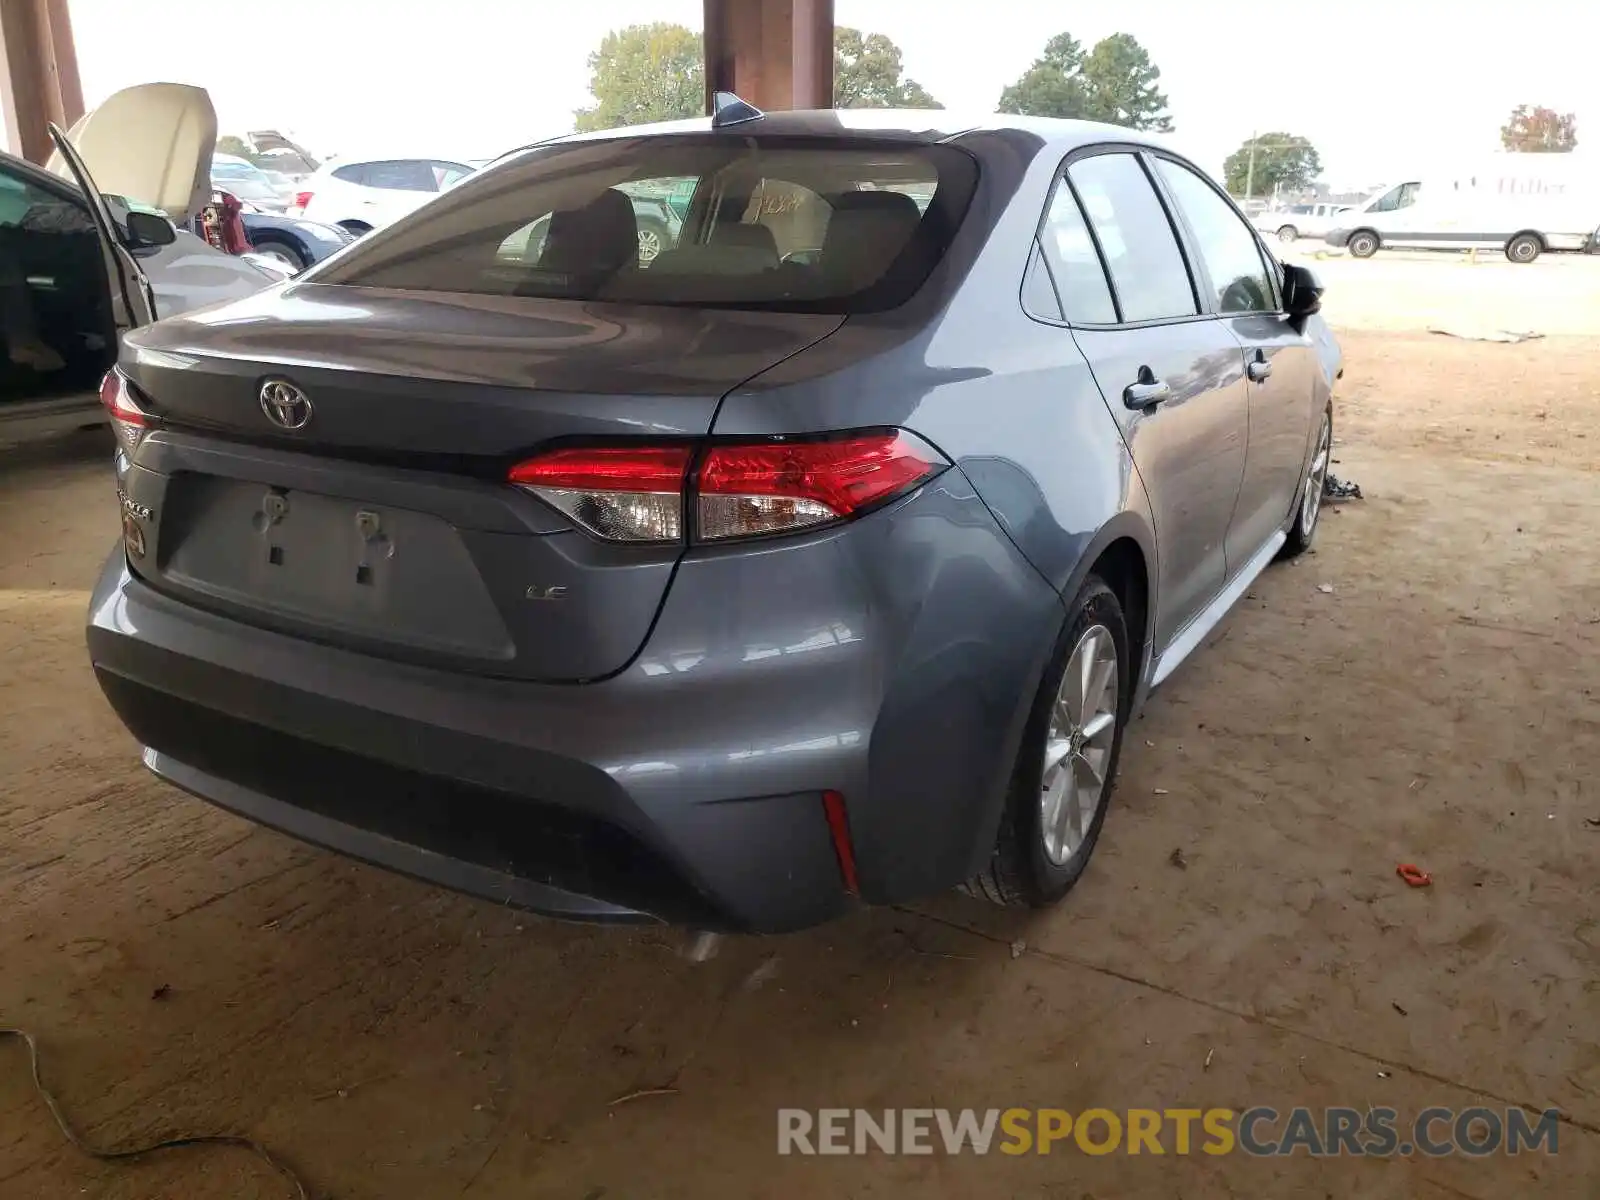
[997,33,1087,118]
[833,27,940,109]
[998,32,1172,131]
[1222,133,1323,196]
[1077,34,1172,131]
[574,23,704,133]
[1500,105,1578,152]
[215,135,261,163]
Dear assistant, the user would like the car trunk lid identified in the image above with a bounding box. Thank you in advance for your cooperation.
[118,288,843,682]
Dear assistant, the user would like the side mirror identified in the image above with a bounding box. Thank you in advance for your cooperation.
[1282,262,1323,317]
[124,209,177,249]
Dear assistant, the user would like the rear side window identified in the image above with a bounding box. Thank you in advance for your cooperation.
[360,160,440,191]
[1036,176,1116,324]
[332,164,366,184]
[1066,152,1197,323]
[313,136,979,314]
[1022,243,1061,320]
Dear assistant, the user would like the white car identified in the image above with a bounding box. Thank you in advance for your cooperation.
[1251,202,1353,243]
[290,156,475,234]
[211,152,291,211]
[2,83,280,443]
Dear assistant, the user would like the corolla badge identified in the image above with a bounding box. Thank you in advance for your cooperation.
[259,378,313,430]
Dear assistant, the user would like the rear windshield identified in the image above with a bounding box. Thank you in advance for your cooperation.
[312,135,978,313]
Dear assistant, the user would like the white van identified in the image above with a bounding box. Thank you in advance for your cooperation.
[1325,155,1600,262]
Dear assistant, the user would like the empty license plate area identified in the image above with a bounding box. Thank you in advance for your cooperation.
[159,475,514,660]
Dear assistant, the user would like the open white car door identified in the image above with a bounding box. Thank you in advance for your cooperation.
[45,122,159,331]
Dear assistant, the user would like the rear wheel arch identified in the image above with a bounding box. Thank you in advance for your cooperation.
[1089,536,1150,683]
[1058,512,1156,689]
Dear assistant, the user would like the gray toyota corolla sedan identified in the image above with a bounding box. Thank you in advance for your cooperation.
[87,104,1341,933]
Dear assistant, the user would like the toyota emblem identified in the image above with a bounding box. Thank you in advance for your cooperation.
[259,378,313,430]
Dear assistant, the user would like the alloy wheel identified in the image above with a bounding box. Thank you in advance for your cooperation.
[1301,412,1331,535]
[253,245,303,271]
[637,229,662,264]
[1040,624,1119,866]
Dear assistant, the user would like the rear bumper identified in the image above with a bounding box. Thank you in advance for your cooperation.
[87,476,1062,932]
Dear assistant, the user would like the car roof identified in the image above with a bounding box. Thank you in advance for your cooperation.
[508,108,1177,158]
[319,154,474,170]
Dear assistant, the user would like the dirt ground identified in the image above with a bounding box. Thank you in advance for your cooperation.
[3,256,1600,1198]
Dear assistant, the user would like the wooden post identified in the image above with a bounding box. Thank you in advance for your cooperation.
[0,0,84,163]
[703,0,834,113]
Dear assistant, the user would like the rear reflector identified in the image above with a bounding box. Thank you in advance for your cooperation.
[509,445,691,542]
[697,432,943,541]
[821,790,860,896]
[507,431,944,545]
[100,370,151,457]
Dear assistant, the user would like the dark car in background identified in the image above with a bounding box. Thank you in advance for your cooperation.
[84,107,1339,933]
[238,209,354,271]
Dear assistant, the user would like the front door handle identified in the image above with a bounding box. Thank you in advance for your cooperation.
[1123,367,1171,411]
[1247,355,1272,382]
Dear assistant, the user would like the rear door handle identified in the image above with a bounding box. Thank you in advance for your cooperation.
[1123,368,1172,410]
[1247,356,1272,382]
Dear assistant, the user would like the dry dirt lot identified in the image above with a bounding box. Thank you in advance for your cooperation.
[3,255,1600,1198]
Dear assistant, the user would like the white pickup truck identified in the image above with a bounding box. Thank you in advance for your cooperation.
[1251,202,1353,243]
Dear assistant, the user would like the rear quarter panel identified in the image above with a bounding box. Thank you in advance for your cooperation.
[710,131,1154,621]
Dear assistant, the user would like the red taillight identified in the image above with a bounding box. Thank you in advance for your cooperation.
[697,432,942,540]
[507,431,944,545]
[100,370,151,456]
[293,190,314,210]
[509,445,691,542]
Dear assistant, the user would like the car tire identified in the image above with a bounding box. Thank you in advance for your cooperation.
[1347,230,1380,258]
[636,219,669,265]
[338,220,373,237]
[1277,225,1299,243]
[249,237,308,272]
[966,575,1130,907]
[1505,232,1543,264]
[1281,403,1332,559]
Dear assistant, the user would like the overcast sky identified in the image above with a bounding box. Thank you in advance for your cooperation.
[45,0,1600,187]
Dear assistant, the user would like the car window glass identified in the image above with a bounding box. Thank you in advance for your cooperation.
[331,164,367,185]
[1153,158,1275,314]
[432,162,474,189]
[1022,241,1062,321]
[1368,183,1414,213]
[326,138,976,314]
[361,160,437,192]
[1066,153,1196,322]
[0,164,110,402]
[1037,176,1116,323]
